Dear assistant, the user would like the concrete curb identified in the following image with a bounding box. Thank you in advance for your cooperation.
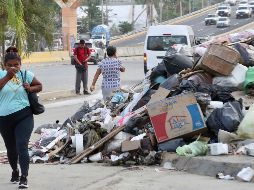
[39,90,75,101]
[162,153,254,180]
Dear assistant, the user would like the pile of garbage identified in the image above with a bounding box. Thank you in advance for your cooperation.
[5,29,254,181]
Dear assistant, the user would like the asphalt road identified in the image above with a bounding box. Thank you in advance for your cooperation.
[22,57,144,93]
[112,5,254,47]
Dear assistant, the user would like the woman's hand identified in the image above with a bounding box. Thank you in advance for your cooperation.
[23,82,31,92]
[6,67,18,79]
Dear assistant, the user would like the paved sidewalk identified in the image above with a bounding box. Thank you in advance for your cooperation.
[0,164,253,190]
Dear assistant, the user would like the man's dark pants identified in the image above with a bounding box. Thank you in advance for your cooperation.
[75,68,88,94]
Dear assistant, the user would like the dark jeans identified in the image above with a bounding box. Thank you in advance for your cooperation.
[75,68,88,93]
[0,107,34,177]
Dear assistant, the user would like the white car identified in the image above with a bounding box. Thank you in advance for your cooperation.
[70,40,106,65]
[225,0,237,6]
[249,1,254,12]
[238,1,249,7]
[216,6,231,16]
[216,17,231,28]
[236,6,252,18]
[85,40,106,64]
[205,14,218,25]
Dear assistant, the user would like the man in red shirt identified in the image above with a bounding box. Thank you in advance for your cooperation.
[74,39,91,95]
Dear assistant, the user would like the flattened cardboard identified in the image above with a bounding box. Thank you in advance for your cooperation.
[121,140,141,152]
[147,93,206,143]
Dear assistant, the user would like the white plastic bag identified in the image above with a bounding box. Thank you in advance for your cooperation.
[213,64,248,89]
[237,104,254,139]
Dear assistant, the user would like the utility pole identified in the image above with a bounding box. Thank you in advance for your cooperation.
[101,0,104,25]
[105,0,108,25]
[132,0,135,24]
[189,0,191,13]
[159,0,164,23]
[180,0,183,16]
[202,0,204,9]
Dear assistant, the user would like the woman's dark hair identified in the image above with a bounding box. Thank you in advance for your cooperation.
[4,47,21,64]
[106,46,116,57]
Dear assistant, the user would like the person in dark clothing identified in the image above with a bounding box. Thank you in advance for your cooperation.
[74,39,91,95]
[0,47,42,189]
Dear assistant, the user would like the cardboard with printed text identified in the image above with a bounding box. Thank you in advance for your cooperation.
[147,92,207,143]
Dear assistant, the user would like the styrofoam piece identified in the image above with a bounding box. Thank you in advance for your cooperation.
[209,143,229,155]
[89,152,103,162]
[75,134,83,155]
[208,101,224,109]
[237,167,254,182]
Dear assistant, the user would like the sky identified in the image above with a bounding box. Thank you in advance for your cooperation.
[77,5,158,30]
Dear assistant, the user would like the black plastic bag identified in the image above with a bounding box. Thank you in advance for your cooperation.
[179,80,235,103]
[158,138,186,152]
[150,62,168,84]
[163,53,193,75]
[206,101,244,136]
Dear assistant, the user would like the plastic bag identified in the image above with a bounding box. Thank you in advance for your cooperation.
[213,63,248,89]
[206,101,244,136]
[244,67,254,95]
[176,141,208,157]
[237,104,254,139]
[163,53,193,75]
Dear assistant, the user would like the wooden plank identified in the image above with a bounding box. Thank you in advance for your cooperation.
[70,125,125,164]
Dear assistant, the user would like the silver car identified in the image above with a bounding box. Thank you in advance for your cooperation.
[216,17,230,28]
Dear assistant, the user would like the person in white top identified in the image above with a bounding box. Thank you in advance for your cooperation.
[90,46,125,101]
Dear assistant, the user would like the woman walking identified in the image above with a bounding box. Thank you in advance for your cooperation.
[0,47,42,189]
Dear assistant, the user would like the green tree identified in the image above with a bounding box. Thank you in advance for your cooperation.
[0,0,27,61]
[118,21,133,34]
[79,0,103,33]
[22,0,59,52]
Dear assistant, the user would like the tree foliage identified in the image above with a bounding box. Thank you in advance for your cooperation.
[118,21,133,34]
[79,0,102,33]
[0,0,59,56]
[22,0,59,51]
[0,0,27,54]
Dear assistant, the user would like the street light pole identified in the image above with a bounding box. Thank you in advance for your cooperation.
[101,0,104,25]
[159,0,164,23]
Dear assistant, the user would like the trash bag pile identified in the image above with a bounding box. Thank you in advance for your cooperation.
[28,30,254,174]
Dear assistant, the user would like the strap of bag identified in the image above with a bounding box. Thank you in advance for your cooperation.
[20,70,27,83]
[20,70,28,93]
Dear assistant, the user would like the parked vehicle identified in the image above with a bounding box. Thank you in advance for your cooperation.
[236,5,252,18]
[70,40,105,65]
[91,25,110,47]
[144,25,195,73]
[225,0,237,6]
[238,1,249,7]
[216,17,231,27]
[216,5,231,16]
[205,14,218,25]
[86,40,106,64]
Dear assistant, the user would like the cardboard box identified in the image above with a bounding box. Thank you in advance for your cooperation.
[147,93,206,143]
[196,44,240,76]
[121,140,141,152]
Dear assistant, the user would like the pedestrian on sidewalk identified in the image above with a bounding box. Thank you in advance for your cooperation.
[0,47,42,189]
[90,46,125,101]
[74,39,91,95]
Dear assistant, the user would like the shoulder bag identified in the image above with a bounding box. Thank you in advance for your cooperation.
[21,71,45,115]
